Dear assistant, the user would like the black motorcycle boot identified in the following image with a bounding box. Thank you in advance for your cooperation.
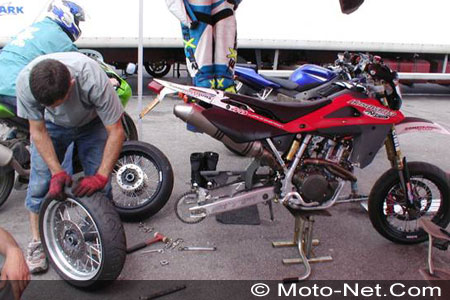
[190,152,206,188]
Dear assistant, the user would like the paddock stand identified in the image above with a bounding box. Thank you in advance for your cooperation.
[272,208,333,282]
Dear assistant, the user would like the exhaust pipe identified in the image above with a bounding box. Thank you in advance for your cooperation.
[174,104,281,170]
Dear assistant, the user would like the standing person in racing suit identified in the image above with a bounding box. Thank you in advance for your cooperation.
[166,0,241,92]
[0,0,85,114]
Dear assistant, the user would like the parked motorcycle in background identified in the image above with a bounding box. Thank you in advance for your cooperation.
[141,54,450,246]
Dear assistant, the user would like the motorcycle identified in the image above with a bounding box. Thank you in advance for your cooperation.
[0,56,174,287]
[141,55,450,247]
[235,52,360,101]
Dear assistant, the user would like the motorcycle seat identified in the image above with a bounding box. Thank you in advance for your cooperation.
[225,92,331,124]
[260,74,323,92]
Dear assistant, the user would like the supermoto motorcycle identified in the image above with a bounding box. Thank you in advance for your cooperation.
[0,56,173,287]
[141,55,450,245]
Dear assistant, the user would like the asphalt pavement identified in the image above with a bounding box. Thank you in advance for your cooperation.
[1,77,450,295]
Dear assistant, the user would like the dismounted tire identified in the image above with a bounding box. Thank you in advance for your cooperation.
[144,61,171,78]
[122,112,138,141]
[40,190,126,289]
[0,171,14,208]
[368,161,450,244]
[112,141,173,221]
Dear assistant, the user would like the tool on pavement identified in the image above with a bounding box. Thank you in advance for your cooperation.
[141,249,164,254]
[127,232,170,254]
[178,246,217,251]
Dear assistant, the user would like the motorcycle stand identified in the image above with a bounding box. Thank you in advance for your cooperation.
[272,209,333,282]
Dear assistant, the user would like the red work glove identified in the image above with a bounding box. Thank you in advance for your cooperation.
[72,173,108,197]
[45,171,72,201]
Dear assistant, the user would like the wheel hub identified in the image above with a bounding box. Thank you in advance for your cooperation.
[56,220,86,260]
[116,164,146,194]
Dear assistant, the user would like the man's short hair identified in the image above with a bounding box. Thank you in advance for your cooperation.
[29,59,71,106]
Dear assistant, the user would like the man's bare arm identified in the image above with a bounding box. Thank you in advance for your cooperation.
[97,118,125,177]
[29,120,63,175]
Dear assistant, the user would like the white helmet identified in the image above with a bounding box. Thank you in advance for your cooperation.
[47,0,85,41]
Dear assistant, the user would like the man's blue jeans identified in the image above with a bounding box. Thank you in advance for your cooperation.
[26,117,111,214]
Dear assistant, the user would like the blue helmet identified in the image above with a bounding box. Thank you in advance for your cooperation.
[47,0,85,41]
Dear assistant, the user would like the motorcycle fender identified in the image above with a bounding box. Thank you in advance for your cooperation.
[395,117,450,136]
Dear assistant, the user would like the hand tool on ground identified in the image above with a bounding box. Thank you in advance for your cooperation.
[139,285,186,300]
[141,248,164,254]
[178,246,217,251]
[127,232,169,254]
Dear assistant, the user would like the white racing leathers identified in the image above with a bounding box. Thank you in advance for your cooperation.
[166,0,239,91]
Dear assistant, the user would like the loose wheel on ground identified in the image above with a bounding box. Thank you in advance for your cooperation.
[112,141,173,221]
[40,190,126,288]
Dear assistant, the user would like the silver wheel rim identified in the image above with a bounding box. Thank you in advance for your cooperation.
[42,198,102,281]
[112,153,162,209]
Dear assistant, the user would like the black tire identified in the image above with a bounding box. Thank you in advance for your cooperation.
[112,141,173,221]
[368,162,450,244]
[144,61,171,78]
[0,171,14,208]
[39,190,126,289]
[122,112,138,141]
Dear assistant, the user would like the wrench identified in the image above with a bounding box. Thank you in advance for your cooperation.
[141,248,164,254]
[179,246,217,251]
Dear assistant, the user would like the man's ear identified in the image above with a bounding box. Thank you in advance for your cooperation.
[340,0,365,14]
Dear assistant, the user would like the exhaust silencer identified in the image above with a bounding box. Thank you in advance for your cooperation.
[174,104,281,170]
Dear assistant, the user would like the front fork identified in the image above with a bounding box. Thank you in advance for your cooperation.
[385,127,415,206]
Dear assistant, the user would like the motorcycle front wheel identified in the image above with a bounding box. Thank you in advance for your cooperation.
[111,141,174,221]
[40,190,126,288]
[368,161,450,244]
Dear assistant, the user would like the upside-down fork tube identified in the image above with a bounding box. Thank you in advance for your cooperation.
[173,104,282,171]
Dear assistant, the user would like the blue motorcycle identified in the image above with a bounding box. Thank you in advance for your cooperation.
[235,54,355,101]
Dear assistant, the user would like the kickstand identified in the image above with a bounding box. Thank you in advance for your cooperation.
[273,213,332,282]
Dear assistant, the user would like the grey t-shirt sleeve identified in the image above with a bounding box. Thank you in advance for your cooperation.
[16,68,45,121]
[81,60,124,126]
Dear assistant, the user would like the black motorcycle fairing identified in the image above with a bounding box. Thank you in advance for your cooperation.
[317,124,391,168]
[202,107,286,143]
[224,92,332,123]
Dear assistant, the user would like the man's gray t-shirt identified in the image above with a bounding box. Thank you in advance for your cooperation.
[16,52,124,128]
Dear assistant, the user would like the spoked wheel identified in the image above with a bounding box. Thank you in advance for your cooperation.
[40,191,126,288]
[0,171,14,208]
[112,141,173,221]
[174,192,206,224]
[368,162,450,244]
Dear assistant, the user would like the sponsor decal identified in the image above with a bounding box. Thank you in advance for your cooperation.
[188,88,216,101]
[0,2,24,16]
[348,99,397,120]
[403,125,441,132]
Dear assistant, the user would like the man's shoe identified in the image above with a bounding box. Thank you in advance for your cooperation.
[26,240,48,274]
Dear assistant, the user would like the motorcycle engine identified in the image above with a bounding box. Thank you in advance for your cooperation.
[292,166,339,205]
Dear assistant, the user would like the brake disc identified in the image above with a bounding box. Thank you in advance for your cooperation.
[116,163,147,195]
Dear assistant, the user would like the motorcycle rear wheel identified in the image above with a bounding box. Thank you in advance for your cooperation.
[0,171,14,208]
[111,141,173,221]
[40,190,126,288]
[368,161,450,244]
